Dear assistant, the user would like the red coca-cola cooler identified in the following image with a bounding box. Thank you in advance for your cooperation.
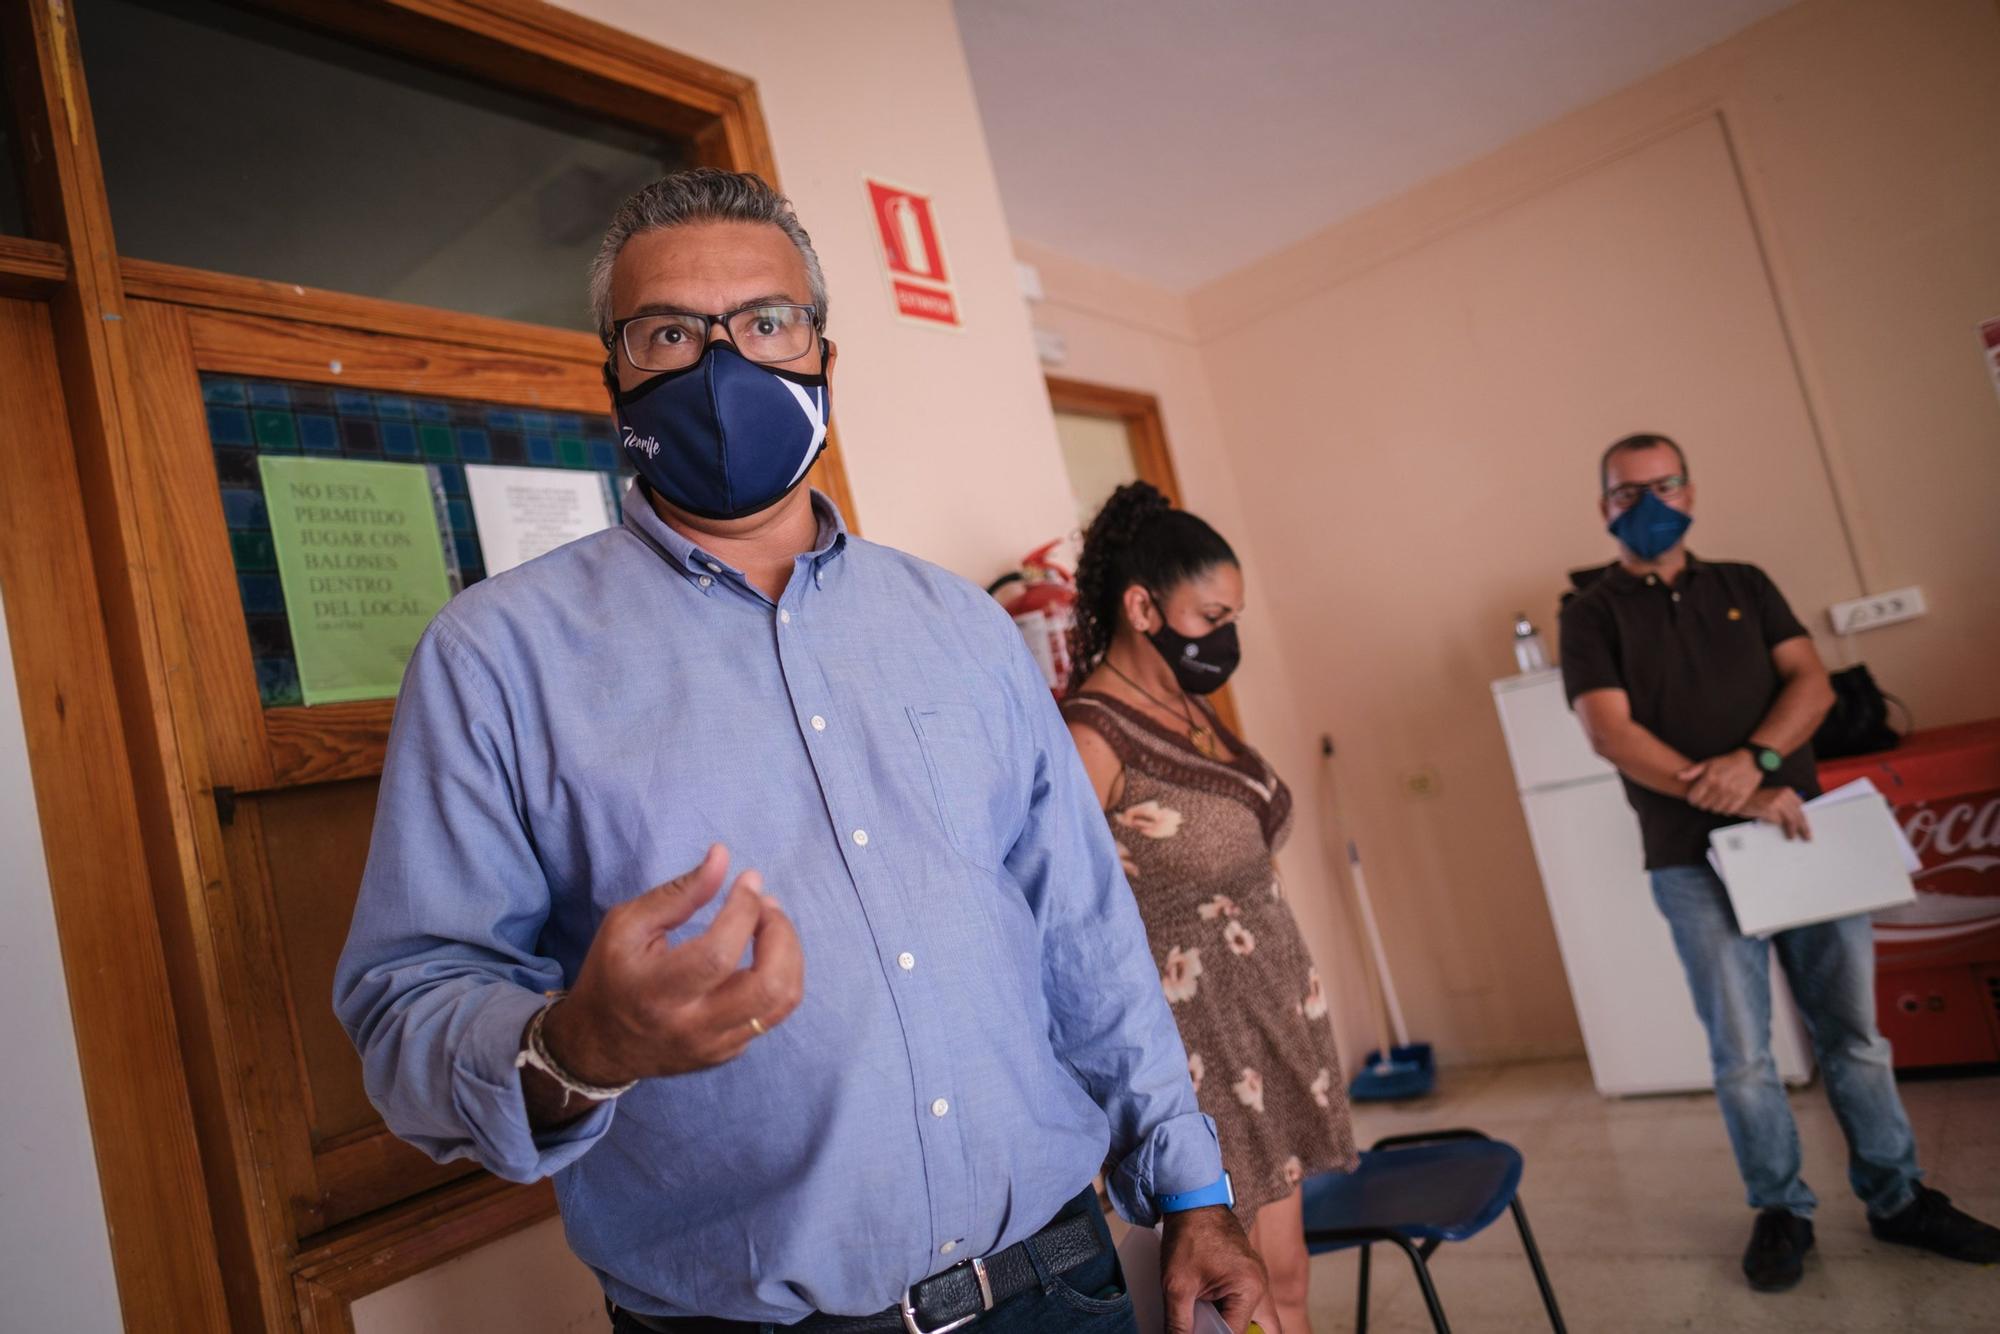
[1818,720,2000,1070]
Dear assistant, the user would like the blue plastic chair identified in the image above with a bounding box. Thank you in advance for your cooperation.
[1302,1128,1566,1334]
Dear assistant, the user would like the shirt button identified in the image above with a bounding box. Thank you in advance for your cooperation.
[815,571,824,587]
[853,829,869,847]
[939,1241,957,1256]
[779,609,792,624]
[898,951,915,971]
[706,562,721,574]
[697,575,712,589]
[811,715,827,732]
[930,1098,949,1118]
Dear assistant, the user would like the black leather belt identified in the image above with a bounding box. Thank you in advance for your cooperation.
[612,1190,1106,1334]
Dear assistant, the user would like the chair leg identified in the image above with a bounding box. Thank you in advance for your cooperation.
[1509,1197,1566,1334]
[1386,1235,1451,1334]
[1354,1243,1371,1334]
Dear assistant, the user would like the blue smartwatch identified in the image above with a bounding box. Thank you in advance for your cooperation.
[1156,1172,1235,1214]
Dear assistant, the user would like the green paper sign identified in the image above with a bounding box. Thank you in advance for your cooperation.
[260,456,453,705]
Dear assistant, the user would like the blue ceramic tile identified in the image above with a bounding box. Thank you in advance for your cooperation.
[202,378,248,406]
[415,399,452,423]
[520,410,553,432]
[455,533,484,572]
[335,389,377,416]
[554,413,583,435]
[526,434,556,464]
[238,573,285,615]
[220,487,268,530]
[455,427,491,462]
[375,395,414,420]
[486,408,521,430]
[248,382,291,408]
[436,462,466,496]
[298,413,340,453]
[447,497,471,531]
[255,658,302,708]
[381,421,418,458]
[589,440,617,470]
[207,405,254,447]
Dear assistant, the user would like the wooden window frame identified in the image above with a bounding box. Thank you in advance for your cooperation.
[4,2,859,1329]
[1046,374,1243,737]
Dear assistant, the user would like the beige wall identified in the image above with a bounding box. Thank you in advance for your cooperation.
[556,0,1077,582]
[1018,240,1380,1068]
[1023,0,2000,1066]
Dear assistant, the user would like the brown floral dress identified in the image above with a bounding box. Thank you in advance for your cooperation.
[1063,691,1358,1222]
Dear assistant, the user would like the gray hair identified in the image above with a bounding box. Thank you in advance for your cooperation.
[588,168,828,339]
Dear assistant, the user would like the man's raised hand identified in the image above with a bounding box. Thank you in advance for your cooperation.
[541,844,804,1090]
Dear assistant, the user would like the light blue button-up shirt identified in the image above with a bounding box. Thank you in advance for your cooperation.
[334,490,1220,1321]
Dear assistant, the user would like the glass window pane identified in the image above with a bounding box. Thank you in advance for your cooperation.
[203,372,630,707]
[80,0,690,330]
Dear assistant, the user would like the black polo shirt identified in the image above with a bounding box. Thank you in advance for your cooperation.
[1558,556,1819,869]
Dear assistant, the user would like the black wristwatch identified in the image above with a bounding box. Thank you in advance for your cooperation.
[1750,744,1784,774]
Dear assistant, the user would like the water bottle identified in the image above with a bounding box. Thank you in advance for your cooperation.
[1513,612,1548,673]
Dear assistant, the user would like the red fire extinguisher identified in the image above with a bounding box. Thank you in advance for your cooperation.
[988,536,1080,697]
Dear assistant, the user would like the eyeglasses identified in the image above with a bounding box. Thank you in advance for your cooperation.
[609,303,820,372]
[1604,474,1689,509]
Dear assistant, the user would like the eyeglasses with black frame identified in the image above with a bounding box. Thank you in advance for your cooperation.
[1604,474,1689,509]
[609,303,821,372]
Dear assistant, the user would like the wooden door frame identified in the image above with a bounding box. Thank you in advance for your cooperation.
[1046,375,1187,507]
[5,1,854,1328]
[1045,374,1243,736]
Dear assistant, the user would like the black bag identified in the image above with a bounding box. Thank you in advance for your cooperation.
[1811,664,1906,760]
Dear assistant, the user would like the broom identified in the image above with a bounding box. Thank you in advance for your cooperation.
[1319,737,1435,1100]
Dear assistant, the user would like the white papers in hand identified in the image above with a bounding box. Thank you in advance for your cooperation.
[1707,779,1917,937]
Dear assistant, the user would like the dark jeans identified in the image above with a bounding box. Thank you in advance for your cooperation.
[609,1189,1137,1334]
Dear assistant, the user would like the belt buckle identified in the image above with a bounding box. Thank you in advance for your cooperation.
[899,1255,992,1334]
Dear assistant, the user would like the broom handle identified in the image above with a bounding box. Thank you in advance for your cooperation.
[1347,842,1411,1049]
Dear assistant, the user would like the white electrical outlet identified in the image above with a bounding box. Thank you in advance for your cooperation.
[1828,586,1927,635]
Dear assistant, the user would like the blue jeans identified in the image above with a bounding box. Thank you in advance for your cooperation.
[1650,865,1922,1219]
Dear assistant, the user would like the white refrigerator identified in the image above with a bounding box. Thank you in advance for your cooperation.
[1493,669,1812,1096]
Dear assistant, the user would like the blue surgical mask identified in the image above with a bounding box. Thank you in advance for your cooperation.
[1607,489,1692,561]
[607,341,830,521]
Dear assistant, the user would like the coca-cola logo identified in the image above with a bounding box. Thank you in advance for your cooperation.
[1900,791,2000,885]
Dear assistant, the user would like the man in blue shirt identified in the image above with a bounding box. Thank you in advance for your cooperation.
[335,169,1262,1334]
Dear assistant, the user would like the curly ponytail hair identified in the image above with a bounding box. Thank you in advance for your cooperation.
[1067,481,1237,695]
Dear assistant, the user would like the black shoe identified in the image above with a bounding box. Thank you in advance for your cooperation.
[1743,1208,1815,1292]
[1870,1185,2000,1263]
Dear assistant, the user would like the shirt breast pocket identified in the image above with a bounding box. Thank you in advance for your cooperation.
[907,702,1022,872]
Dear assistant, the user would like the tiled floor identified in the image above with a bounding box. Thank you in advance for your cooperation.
[1303,1059,1998,1332]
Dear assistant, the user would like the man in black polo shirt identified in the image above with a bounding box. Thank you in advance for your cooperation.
[1559,433,1998,1293]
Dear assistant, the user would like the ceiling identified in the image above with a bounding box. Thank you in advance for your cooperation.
[955,0,1795,291]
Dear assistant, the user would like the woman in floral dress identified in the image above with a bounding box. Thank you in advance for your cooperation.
[1061,483,1357,1334]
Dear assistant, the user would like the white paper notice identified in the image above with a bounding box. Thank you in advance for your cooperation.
[463,464,615,576]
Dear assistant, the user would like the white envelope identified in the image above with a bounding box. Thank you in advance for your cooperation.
[1708,780,1917,937]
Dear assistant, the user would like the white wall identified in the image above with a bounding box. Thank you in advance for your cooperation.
[0,581,124,1331]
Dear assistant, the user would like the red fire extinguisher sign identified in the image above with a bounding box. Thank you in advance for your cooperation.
[866,178,962,329]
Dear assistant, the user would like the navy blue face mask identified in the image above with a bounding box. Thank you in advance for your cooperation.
[1607,488,1692,561]
[607,340,830,521]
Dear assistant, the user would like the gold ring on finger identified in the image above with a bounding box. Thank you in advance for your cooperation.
[747,1016,767,1037]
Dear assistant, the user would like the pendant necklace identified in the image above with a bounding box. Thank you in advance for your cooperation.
[1105,656,1218,759]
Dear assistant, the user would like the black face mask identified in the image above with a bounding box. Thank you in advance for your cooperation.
[1145,600,1241,696]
